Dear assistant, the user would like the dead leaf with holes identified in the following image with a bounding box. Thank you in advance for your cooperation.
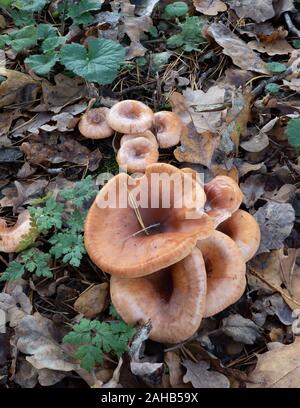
[247,337,300,388]
[0,68,40,109]
[193,0,227,15]
[207,23,268,74]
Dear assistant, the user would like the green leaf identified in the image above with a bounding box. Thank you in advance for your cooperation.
[151,51,171,73]
[292,39,300,49]
[60,38,125,85]
[10,10,35,27]
[165,1,188,17]
[14,0,49,12]
[0,35,9,49]
[67,0,102,25]
[25,52,59,75]
[28,195,64,231]
[15,218,39,252]
[266,62,286,74]
[60,176,97,208]
[265,83,280,94]
[0,261,25,281]
[286,117,300,148]
[8,25,38,52]
[37,23,57,39]
[49,231,86,267]
[20,248,52,278]
[42,36,66,53]
[167,16,205,52]
[0,0,13,6]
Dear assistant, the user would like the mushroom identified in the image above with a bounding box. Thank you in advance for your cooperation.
[84,163,213,278]
[196,231,246,317]
[120,130,158,147]
[218,210,261,262]
[204,175,244,227]
[117,137,159,173]
[0,211,36,253]
[154,111,184,148]
[78,107,114,139]
[110,247,207,343]
[107,100,154,134]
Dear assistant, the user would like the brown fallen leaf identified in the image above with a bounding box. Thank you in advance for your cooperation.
[226,0,275,23]
[211,164,239,182]
[247,337,300,388]
[240,174,266,207]
[193,0,227,15]
[207,23,268,74]
[74,283,109,319]
[248,39,293,56]
[0,179,48,210]
[0,68,40,109]
[164,351,188,388]
[0,112,13,138]
[182,360,230,388]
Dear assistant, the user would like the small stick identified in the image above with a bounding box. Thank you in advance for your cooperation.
[284,12,300,38]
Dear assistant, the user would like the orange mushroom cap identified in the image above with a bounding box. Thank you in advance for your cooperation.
[0,211,36,253]
[117,137,159,173]
[78,107,114,139]
[84,163,213,278]
[218,209,261,262]
[154,111,183,148]
[120,130,158,147]
[107,100,154,134]
[197,231,246,317]
[204,175,244,227]
[110,247,207,343]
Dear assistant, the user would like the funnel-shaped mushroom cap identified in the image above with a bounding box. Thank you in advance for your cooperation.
[197,231,246,317]
[107,100,154,134]
[110,247,207,343]
[154,111,183,148]
[181,167,204,187]
[204,176,243,227]
[78,107,114,139]
[117,137,159,173]
[218,210,261,262]
[0,211,35,253]
[85,163,213,277]
[120,130,158,147]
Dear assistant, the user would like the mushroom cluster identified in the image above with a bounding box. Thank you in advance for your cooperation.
[78,100,186,173]
[84,163,261,344]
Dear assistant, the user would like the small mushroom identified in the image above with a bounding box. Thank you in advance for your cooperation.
[0,211,35,253]
[154,111,183,148]
[107,100,154,134]
[218,210,261,262]
[117,137,159,173]
[110,247,207,343]
[197,231,246,317]
[84,163,213,278]
[120,130,158,147]
[78,107,114,139]
[204,176,244,227]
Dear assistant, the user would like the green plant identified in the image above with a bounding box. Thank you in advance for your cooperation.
[1,177,98,281]
[166,16,206,52]
[63,317,135,371]
[164,1,189,18]
[266,62,287,74]
[286,117,300,148]
[266,83,280,94]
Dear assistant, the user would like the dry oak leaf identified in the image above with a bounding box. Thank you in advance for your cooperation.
[183,360,230,388]
[207,23,268,74]
[193,0,227,15]
[225,0,275,23]
[74,283,109,319]
[0,68,40,109]
[248,39,293,56]
[247,337,300,388]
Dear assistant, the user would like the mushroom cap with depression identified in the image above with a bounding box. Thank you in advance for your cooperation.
[120,130,158,147]
[0,211,36,253]
[78,107,114,139]
[107,100,154,134]
[218,209,261,262]
[117,137,159,173]
[110,247,207,343]
[197,231,246,317]
[204,176,244,227]
[85,163,213,277]
[154,111,183,148]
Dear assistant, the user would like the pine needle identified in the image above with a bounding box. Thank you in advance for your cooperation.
[125,183,149,235]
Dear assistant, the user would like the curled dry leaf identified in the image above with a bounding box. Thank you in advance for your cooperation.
[247,337,300,388]
[221,314,263,345]
[0,68,40,109]
[164,351,187,388]
[182,360,230,388]
[193,0,227,15]
[207,23,268,74]
[248,39,293,56]
[0,179,48,210]
[74,283,109,319]
[226,0,275,23]
[240,132,269,153]
[254,202,295,254]
[240,174,266,207]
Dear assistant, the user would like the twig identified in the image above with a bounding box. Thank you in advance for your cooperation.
[284,12,300,37]
[252,62,300,98]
